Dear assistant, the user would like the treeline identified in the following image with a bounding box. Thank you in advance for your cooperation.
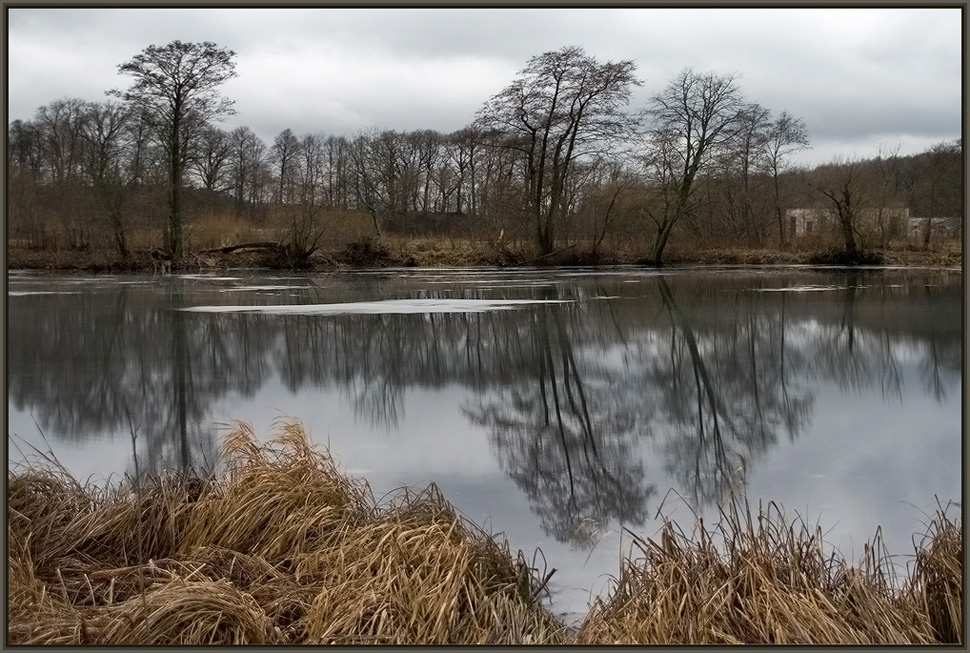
[6,42,963,267]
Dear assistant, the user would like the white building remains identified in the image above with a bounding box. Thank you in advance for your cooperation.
[786,208,961,241]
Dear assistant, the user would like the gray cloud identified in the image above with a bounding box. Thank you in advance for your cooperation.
[7,7,962,166]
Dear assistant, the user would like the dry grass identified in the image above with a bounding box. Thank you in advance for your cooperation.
[183,210,271,251]
[7,420,566,645]
[7,422,962,645]
[906,504,963,643]
[575,498,962,645]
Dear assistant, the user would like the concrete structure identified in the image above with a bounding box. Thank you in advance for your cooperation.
[786,208,827,237]
[907,217,962,240]
[786,207,911,238]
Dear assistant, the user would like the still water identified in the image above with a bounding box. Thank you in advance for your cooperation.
[6,266,963,621]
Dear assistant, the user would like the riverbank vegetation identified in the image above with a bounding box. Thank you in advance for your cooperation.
[8,421,962,645]
[7,43,962,273]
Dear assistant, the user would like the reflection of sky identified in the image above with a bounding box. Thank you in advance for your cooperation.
[6,269,962,623]
[8,420,134,486]
[742,368,961,567]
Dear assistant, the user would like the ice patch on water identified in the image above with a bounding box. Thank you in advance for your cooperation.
[219,285,305,292]
[750,285,867,293]
[8,291,80,296]
[179,298,571,315]
[176,274,241,281]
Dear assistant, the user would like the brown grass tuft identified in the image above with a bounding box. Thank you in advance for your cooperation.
[8,420,564,645]
[905,504,963,643]
[576,499,959,645]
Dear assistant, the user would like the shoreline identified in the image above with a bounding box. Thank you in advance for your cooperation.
[6,242,963,274]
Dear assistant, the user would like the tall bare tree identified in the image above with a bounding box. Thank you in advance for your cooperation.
[475,46,640,256]
[111,40,237,263]
[641,69,746,263]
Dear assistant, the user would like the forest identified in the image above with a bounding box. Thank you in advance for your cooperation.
[6,41,963,271]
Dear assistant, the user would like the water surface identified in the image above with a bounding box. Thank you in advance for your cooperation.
[7,266,962,622]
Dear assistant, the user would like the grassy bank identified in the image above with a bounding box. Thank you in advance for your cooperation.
[6,237,962,272]
[8,421,962,645]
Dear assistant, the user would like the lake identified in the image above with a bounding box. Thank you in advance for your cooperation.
[6,265,963,623]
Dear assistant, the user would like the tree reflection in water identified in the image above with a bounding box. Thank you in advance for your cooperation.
[465,299,654,549]
[648,275,815,507]
[7,270,961,548]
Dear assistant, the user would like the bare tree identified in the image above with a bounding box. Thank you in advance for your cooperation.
[8,118,51,247]
[806,157,869,260]
[33,98,92,248]
[641,68,745,263]
[81,100,132,257]
[918,139,962,248]
[270,128,300,204]
[408,129,443,213]
[322,135,351,210]
[728,102,772,245]
[578,158,639,257]
[228,126,269,213]
[348,129,395,237]
[192,125,231,192]
[448,126,483,214]
[475,46,640,256]
[348,129,421,236]
[279,132,328,264]
[763,111,810,245]
[111,40,237,263]
[35,97,88,184]
[869,144,904,248]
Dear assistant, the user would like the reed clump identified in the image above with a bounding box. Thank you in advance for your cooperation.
[575,499,962,645]
[906,505,963,643]
[8,422,962,645]
[7,420,566,645]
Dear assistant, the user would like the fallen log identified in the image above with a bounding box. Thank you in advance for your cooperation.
[199,241,281,255]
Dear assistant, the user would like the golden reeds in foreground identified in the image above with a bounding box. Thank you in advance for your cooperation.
[576,499,962,645]
[7,420,963,645]
[7,421,566,645]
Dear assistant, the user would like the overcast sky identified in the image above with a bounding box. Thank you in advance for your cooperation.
[6,6,964,167]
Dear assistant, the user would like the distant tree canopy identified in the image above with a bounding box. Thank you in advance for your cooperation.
[6,43,963,264]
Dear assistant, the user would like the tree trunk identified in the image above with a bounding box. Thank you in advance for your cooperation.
[774,173,786,246]
[838,209,858,259]
[922,219,933,250]
[167,108,183,263]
